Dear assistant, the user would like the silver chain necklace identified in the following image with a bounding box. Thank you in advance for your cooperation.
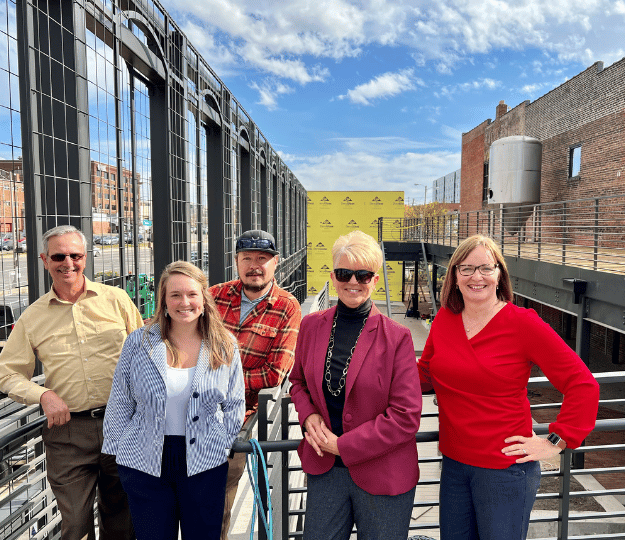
[324,312,368,397]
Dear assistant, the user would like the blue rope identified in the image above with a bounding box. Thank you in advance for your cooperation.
[246,438,273,540]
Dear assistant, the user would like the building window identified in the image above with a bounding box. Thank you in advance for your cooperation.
[569,146,581,178]
[482,162,489,203]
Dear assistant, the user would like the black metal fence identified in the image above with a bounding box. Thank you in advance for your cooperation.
[231,372,625,540]
[378,195,625,274]
[1,371,624,539]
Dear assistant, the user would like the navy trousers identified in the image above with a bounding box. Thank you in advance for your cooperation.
[304,465,416,540]
[439,456,541,540]
[118,436,228,540]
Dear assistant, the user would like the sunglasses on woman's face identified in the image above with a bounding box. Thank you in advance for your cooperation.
[49,253,85,262]
[333,268,376,284]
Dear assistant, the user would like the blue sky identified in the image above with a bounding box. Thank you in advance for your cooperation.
[157,0,625,204]
[4,1,624,206]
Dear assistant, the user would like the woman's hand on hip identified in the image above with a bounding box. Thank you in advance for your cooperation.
[502,430,563,463]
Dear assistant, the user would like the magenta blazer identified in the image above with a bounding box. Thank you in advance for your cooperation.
[289,304,422,496]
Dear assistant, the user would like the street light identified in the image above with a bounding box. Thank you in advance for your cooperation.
[414,183,430,205]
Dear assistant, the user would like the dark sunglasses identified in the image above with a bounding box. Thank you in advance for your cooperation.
[334,268,376,284]
[236,238,276,251]
[49,253,85,262]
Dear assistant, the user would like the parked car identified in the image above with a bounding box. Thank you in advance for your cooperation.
[101,235,119,245]
[15,237,26,252]
[191,250,209,265]
[93,246,102,257]
[1,236,14,251]
[0,295,29,341]
[124,232,144,244]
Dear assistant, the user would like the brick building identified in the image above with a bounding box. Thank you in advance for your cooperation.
[0,160,25,236]
[461,59,625,212]
[461,59,625,364]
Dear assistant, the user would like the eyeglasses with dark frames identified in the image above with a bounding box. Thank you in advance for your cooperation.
[49,253,85,262]
[333,268,376,284]
[236,238,277,251]
[456,264,499,276]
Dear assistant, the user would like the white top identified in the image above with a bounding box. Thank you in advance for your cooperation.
[165,364,197,435]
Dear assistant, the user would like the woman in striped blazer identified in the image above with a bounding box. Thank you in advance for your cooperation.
[103,261,245,540]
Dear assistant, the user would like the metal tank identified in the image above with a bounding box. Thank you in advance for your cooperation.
[488,136,542,235]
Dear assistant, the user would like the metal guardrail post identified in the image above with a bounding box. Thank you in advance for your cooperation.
[593,198,599,271]
[281,396,292,540]
[257,392,271,540]
[537,206,542,261]
[562,201,567,265]
[557,448,572,540]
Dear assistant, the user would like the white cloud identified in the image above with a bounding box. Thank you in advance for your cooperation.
[437,77,501,98]
[250,80,295,110]
[339,68,423,105]
[241,43,330,84]
[291,149,461,201]
[158,0,625,111]
[331,136,437,153]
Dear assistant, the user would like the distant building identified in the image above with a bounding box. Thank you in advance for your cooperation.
[433,169,461,206]
[0,160,25,236]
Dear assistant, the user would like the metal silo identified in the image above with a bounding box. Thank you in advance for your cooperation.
[488,136,542,234]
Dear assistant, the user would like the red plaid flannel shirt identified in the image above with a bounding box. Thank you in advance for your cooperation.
[209,279,301,419]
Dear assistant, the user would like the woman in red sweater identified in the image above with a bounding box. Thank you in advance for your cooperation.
[418,234,599,540]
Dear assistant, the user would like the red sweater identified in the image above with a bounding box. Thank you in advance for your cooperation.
[418,303,599,469]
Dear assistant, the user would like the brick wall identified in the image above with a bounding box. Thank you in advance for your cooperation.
[463,58,625,210]
[460,120,489,213]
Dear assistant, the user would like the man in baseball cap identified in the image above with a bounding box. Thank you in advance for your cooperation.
[209,230,301,539]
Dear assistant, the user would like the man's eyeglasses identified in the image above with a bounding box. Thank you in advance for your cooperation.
[456,264,499,276]
[334,269,376,284]
[236,238,277,251]
[49,253,85,262]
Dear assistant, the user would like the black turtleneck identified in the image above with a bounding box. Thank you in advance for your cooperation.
[322,298,372,466]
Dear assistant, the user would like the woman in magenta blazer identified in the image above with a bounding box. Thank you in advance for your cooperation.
[419,234,599,540]
[290,230,422,540]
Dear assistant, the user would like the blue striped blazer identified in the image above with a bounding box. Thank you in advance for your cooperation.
[102,324,245,477]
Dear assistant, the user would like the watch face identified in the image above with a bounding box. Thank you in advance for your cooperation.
[548,433,562,445]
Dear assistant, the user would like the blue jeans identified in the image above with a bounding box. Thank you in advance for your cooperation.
[118,436,228,540]
[304,466,416,540]
[439,456,541,540]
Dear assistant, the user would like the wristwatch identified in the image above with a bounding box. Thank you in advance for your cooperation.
[547,432,567,450]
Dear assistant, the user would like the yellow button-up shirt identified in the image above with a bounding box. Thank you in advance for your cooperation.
[0,277,143,411]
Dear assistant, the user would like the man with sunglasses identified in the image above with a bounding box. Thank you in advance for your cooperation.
[209,230,301,540]
[0,225,143,540]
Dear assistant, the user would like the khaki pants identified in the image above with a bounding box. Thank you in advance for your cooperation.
[220,450,247,540]
[42,416,134,540]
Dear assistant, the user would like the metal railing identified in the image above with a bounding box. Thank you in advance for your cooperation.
[229,372,625,540]
[1,374,624,539]
[308,281,329,314]
[378,195,625,273]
